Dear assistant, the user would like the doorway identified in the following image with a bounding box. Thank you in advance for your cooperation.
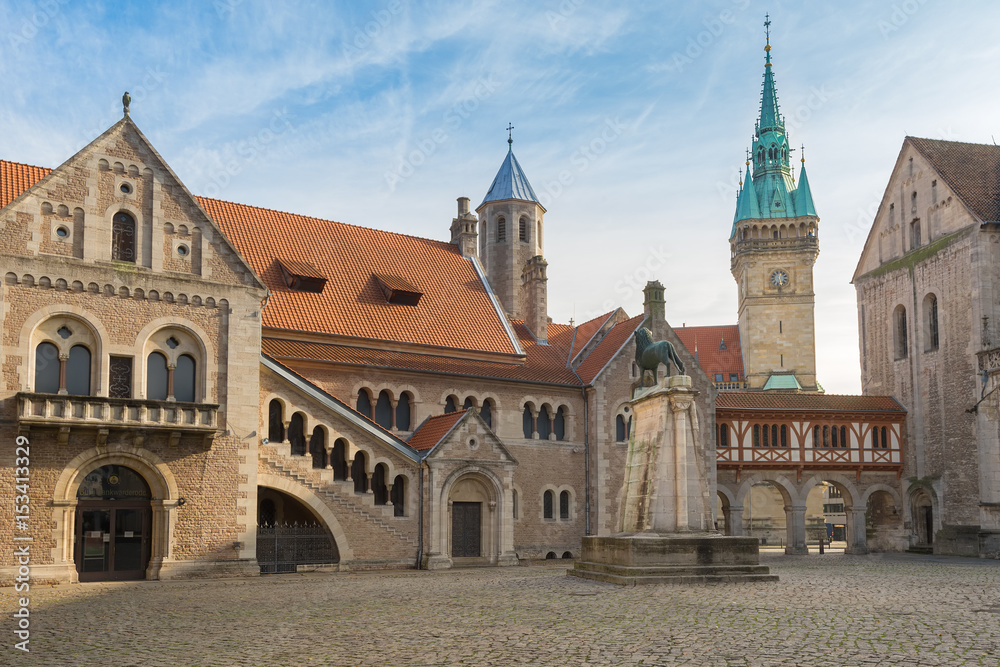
[74,465,152,581]
[451,501,482,557]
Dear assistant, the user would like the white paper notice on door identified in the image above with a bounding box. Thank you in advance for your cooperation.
[103,534,110,542]
[124,531,134,538]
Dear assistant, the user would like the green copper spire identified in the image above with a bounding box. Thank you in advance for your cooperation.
[734,16,817,224]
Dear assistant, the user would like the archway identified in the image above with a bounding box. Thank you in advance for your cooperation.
[256,487,339,574]
[911,488,936,548]
[74,464,152,581]
[449,476,492,560]
[866,489,900,552]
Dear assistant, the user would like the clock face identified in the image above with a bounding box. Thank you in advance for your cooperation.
[770,269,789,288]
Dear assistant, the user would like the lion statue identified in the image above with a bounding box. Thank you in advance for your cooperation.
[634,327,685,384]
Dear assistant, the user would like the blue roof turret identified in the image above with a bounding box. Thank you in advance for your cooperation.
[479,143,542,209]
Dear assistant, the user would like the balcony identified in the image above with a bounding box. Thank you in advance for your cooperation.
[16,392,219,445]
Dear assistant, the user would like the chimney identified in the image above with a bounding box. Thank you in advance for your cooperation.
[450,196,478,258]
[521,255,548,343]
[643,280,666,340]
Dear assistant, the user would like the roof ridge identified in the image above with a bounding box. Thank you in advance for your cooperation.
[0,158,51,172]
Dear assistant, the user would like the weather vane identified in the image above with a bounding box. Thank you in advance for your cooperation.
[764,13,770,45]
[507,122,514,146]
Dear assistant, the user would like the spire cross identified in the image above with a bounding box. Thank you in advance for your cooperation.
[764,14,770,45]
[800,143,805,163]
[506,123,514,146]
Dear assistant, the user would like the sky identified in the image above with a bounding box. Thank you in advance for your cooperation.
[1,0,997,394]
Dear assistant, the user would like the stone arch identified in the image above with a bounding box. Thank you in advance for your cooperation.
[434,466,509,567]
[256,473,354,561]
[734,473,802,553]
[51,446,180,581]
[800,474,867,553]
[135,317,216,402]
[907,485,938,547]
[20,305,111,395]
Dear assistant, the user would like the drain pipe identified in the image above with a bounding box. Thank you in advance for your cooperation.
[415,460,425,569]
[572,368,592,536]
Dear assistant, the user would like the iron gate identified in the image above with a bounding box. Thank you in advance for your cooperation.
[256,522,339,574]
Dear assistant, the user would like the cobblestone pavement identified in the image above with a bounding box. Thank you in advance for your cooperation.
[4,553,1000,666]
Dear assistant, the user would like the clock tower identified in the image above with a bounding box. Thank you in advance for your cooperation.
[731,19,820,391]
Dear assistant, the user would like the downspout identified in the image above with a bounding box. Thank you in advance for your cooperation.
[416,460,426,568]
[572,368,591,536]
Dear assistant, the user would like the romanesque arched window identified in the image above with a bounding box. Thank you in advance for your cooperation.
[894,305,908,359]
[309,426,326,469]
[396,392,412,431]
[375,390,392,429]
[445,395,457,413]
[480,399,493,429]
[66,345,92,396]
[112,211,136,262]
[174,354,196,402]
[357,389,373,419]
[924,293,939,351]
[537,406,552,440]
[392,475,406,517]
[523,404,533,438]
[616,414,627,442]
[543,490,554,519]
[518,216,528,242]
[553,407,566,441]
[34,342,60,393]
[372,464,388,505]
[288,413,306,456]
[268,400,285,443]
[559,491,570,520]
[332,438,348,481]
[146,352,169,401]
[497,217,506,242]
[352,451,368,494]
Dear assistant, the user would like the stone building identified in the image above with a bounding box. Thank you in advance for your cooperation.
[0,103,716,583]
[853,137,1000,557]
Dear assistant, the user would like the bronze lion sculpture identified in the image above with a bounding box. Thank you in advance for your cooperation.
[634,326,685,383]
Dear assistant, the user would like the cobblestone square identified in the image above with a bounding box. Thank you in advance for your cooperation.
[4,553,999,666]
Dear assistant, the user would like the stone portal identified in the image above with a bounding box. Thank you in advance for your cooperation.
[570,375,777,585]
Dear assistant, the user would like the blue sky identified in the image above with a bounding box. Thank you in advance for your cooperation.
[1,0,997,393]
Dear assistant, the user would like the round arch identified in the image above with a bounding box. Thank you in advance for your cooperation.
[257,473,354,561]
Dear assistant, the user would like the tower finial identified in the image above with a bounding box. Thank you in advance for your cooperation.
[122,91,131,117]
[506,122,514,147]
[764,14,772,64]
[800,143,805,163]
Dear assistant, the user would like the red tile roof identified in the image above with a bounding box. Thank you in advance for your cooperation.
[716,392,906,413]
[278,258,326,280]
[407,411,468,452]
[570,311,615,362]
[0,160,50,209]
[909,137,1000,223]
[576,313,645,384]
[674,324,744,380]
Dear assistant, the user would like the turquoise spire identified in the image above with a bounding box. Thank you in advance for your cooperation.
[793,150,817,217]
[734,16,817,224]
[733,162,761,232]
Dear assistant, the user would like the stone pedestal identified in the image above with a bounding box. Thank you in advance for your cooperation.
[571,375,776,585]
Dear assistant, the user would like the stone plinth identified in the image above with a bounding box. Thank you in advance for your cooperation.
[571,374,776,585]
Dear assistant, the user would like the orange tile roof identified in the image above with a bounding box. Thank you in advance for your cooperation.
[278,259,326,280]
[716,392,906,413]
[576,313,645,384]
[0,160,50,209]
[908,137,1000,223]
[570,311,615,362]
[674,324,744,380]
[407,411,468,452]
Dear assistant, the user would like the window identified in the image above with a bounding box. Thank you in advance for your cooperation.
[479,399,493,429]
[616,414,627,442]
[463,396,474,410]
[910,219,921,249]
[780,424,788,447]
[396,392,412,431]
[729,373,739,382]
[109,356,133,399]
[924,293,939,351]
[840,426,847,448]
[268,400,285,443]
[391,475,406,517]
[894,305,908,359]
[718,423,729,447]
[146,352,169,401]
[174,354,196,402]
[34,342,60,393]
[911,191,917,214]
[543,490,554,519]
[559,491,570,520]
[372,464,388,505]
[497,217,506,242]
[64,345,91,396]
[881,426,888,449]
[445,396,457,413]
[518,216,528,242]
[375,390,392,429]
[537,406,552,440]
[288,413,306,456]
[523,405,533,438]
[553,407,565,441]
[753,424,761,447]
[357,390,373,418]
[512,489,519,519]
[332,439,349,481]
[112,211,136,262]
[352,451,368,494]
[309,427,326,469]
[714,373,724,382]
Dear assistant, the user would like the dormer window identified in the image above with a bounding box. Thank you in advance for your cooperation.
[374,273,422,306]
[277,259,327,293]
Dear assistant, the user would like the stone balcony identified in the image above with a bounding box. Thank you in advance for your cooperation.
[16,392,220,446]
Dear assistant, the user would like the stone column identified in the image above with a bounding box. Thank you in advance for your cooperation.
[725,504,745,536]
[784,505,809,554]
[844,507,869,555]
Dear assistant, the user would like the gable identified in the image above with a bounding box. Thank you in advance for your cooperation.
[420,410,517,464]
[0,118,263,290]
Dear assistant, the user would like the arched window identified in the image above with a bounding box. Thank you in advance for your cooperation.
[112,211,136,262]
[496,217,506,242]
[332,438,348,481]
[445,395,457,413]
[174,354,196,402]
[375,390,392,429]
[512,489,519,519]
[309,426,325,469]
[66,345,92,396]
[372,464,388,505]
[357,389,373,418]
[616,415,627,442]
[559,490,570,520]
[352,451,368,494]
[463,396,474,410]
[924,294,939,351]
[391,475,405,517]
[288,413,306,456]
[537,406,552,440]
[479,399,493,429]
[543,490,554,519]
[146,352,169,401]
[396,392,412,431]
[718,423,729,447]
[522,405,533,438]
[268,400,285,443]
[518,216,528,242]
[880,426,888,449]
[894,305,908,359]
[553,407,566,441]
[34,342,60,393]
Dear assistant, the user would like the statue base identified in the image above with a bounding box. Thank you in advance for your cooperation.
[569,533,778,586]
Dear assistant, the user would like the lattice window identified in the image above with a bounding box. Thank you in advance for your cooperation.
[112,212,136,262]
[108,356,133,399]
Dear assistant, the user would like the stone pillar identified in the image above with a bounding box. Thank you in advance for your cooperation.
[725,504,745,536]
[520,255,548,343]
[784,505,809,554]
[844,507,869,555]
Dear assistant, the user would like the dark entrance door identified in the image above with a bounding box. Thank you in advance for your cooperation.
[451,501,482,557]
[74,465,152,581]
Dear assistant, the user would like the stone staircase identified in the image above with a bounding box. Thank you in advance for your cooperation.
[259,443,418,548]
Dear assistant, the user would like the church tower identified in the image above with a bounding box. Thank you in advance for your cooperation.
[731,19,820,391]
[477,132,549,342]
